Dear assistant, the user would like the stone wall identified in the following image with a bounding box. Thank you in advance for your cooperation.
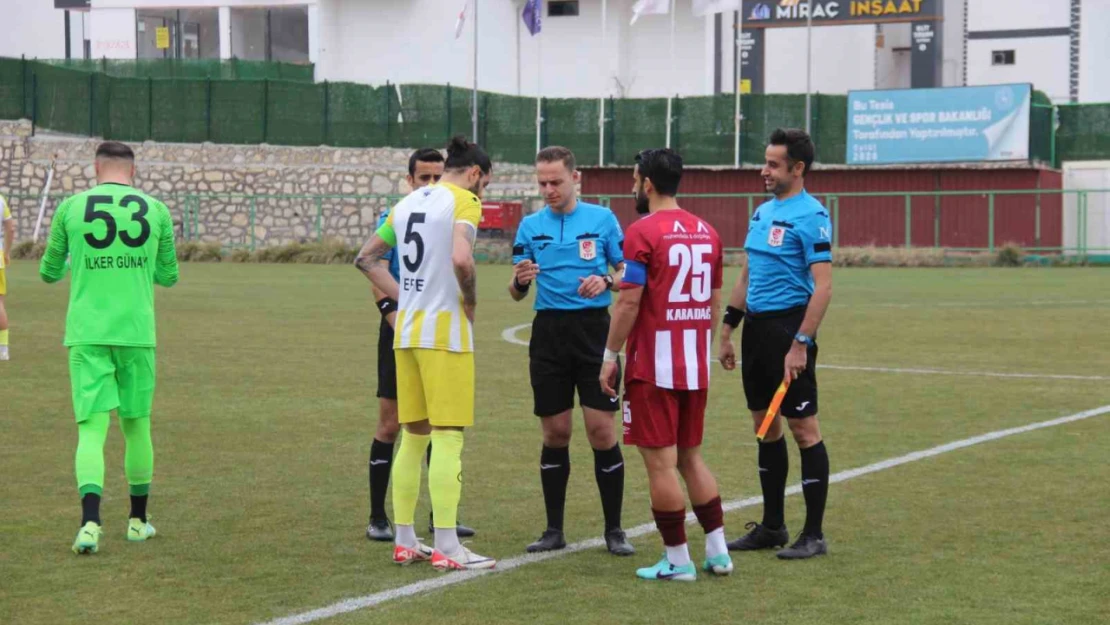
[0,119,540,248]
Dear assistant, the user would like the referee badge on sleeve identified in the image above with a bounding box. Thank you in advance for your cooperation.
[768,226,786,248]
[579,239,597,260]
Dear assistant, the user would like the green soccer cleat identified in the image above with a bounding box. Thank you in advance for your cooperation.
[635,556,697,582]
[72,522,102,555]
[702,553,735,576]
[127,518,157,542]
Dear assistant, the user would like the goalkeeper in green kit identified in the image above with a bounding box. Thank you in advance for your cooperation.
[39,142,179,555]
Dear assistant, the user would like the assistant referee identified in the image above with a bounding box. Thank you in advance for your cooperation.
[509,146,634,556]
[719,128,833,560]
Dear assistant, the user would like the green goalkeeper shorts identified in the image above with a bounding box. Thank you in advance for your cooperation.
[68,345,157,423]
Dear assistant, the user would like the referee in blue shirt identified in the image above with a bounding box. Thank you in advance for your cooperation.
[510,146,634,556]
[719,129,833,560]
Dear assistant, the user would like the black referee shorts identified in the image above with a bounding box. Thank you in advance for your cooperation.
[529,308,621,417]
[741,306,818,419]
[376,317,398,401]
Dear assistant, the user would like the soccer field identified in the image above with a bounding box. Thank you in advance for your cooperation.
[2,261,1108,625]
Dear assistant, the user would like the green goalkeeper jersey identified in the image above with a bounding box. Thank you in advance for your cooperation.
[40,183,179,347]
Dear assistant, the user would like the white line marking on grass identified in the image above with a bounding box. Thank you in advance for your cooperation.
[257,404,1110,625]
[500,324,1108,381]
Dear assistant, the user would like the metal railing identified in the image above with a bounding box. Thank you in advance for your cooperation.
[7,189,1107,257]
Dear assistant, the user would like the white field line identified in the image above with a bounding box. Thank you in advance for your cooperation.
[499,324,1109,381]
[256,404,1110,625]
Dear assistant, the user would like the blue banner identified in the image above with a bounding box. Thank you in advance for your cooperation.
[846,84,1031,165]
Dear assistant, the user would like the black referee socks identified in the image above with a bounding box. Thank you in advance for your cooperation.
[540,445,571,531]
[593,444,625,532]
[81,493,101,526]
[368,439,395,521]
[799,441,830,539]
[758,436,789,530]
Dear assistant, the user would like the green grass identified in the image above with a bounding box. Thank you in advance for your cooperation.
[1,262,1107,625]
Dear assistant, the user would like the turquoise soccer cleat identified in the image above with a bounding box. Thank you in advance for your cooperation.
[702,553,735,576]
[635,555,697,582]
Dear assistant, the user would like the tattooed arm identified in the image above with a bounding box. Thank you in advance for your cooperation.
[453,222,477,322]
[355,233,400,301]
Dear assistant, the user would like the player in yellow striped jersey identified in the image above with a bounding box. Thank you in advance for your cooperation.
[0,193,15,361]
[355,136,495,571]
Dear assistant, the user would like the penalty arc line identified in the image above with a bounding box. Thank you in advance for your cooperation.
[500,324,1109,382]
[256,403,1110,625]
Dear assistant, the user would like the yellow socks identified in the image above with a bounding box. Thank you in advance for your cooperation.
[390,431,430,526]
[428,430,464,530]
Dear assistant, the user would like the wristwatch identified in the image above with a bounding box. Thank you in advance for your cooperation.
[794,333,814,347]
[603,274,615,289]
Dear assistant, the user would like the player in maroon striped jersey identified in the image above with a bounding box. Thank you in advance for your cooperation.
[599,149,732,581]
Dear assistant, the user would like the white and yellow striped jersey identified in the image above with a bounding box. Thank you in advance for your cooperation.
[0,195,10,269]
[378,182,481,353]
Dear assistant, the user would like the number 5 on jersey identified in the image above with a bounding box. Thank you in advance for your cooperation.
[402,212,426,293]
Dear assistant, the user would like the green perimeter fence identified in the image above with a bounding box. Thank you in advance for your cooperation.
[5,57,1102,166]
[6,189,1106,257]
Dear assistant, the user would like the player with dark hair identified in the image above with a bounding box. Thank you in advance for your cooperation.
[600,148,732,581]
[40,141,179,554]
[719,128,833,560]
[510,146,633,556]
[366,147,475,542]
[356,136,494,570]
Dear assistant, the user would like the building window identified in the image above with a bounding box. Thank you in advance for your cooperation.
[137,9,219,59]
[230,7,309,63]
[991,50,1015,66]
[548,1,580,17]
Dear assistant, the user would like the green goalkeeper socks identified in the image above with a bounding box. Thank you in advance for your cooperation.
[120,416,153,492]
[76,412,110,496]
[75,414,153,499]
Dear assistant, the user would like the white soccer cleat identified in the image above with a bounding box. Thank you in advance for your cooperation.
[0,346,9,361]
[431,544,496,571]
[392,541,434,565]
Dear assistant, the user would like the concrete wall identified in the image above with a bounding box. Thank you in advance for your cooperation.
[0,120,535,249]
[0,0,69,59]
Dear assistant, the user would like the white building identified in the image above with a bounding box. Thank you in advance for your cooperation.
[1,0,1106,102]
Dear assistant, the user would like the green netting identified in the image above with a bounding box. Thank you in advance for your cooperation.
[327,82,389,148]
[267,80,325,146]
[104,77,151,142]
[33,64,93,135]
[40,58,314,82]
[1056,104,1110,163]
[482,92,535,165]
[675,94,734,166]
[812,94,847,164]
[739,94,808,165]
[210,80,265,144]
[1029,103,1055,165]
[390,84,447,148]
[610,98,667,165]
[151,78,209,143]
[447,85,477,141]
[0,57,24,119]
[543,98,600,167]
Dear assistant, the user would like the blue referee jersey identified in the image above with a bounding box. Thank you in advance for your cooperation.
[744,190,833,314]
[512,201,624,310]
[376,209,401,282]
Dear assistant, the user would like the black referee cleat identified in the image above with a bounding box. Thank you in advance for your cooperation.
[526,529,567,553]
[428,514,477,538]
[727,521,790,551]
[366,518,394,542]
[604,528,635,556]
[776,533,828,560]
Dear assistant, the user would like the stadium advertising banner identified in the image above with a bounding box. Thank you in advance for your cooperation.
[845,84,1032,165]
[739,0,944,91]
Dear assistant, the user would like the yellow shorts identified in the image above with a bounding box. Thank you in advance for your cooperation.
[0,267,6,296]
[395,348,474,428]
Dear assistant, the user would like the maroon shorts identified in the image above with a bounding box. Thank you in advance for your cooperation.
[622,381,708,449]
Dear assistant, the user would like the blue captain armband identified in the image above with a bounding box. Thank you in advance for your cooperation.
[621,260,647,286]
